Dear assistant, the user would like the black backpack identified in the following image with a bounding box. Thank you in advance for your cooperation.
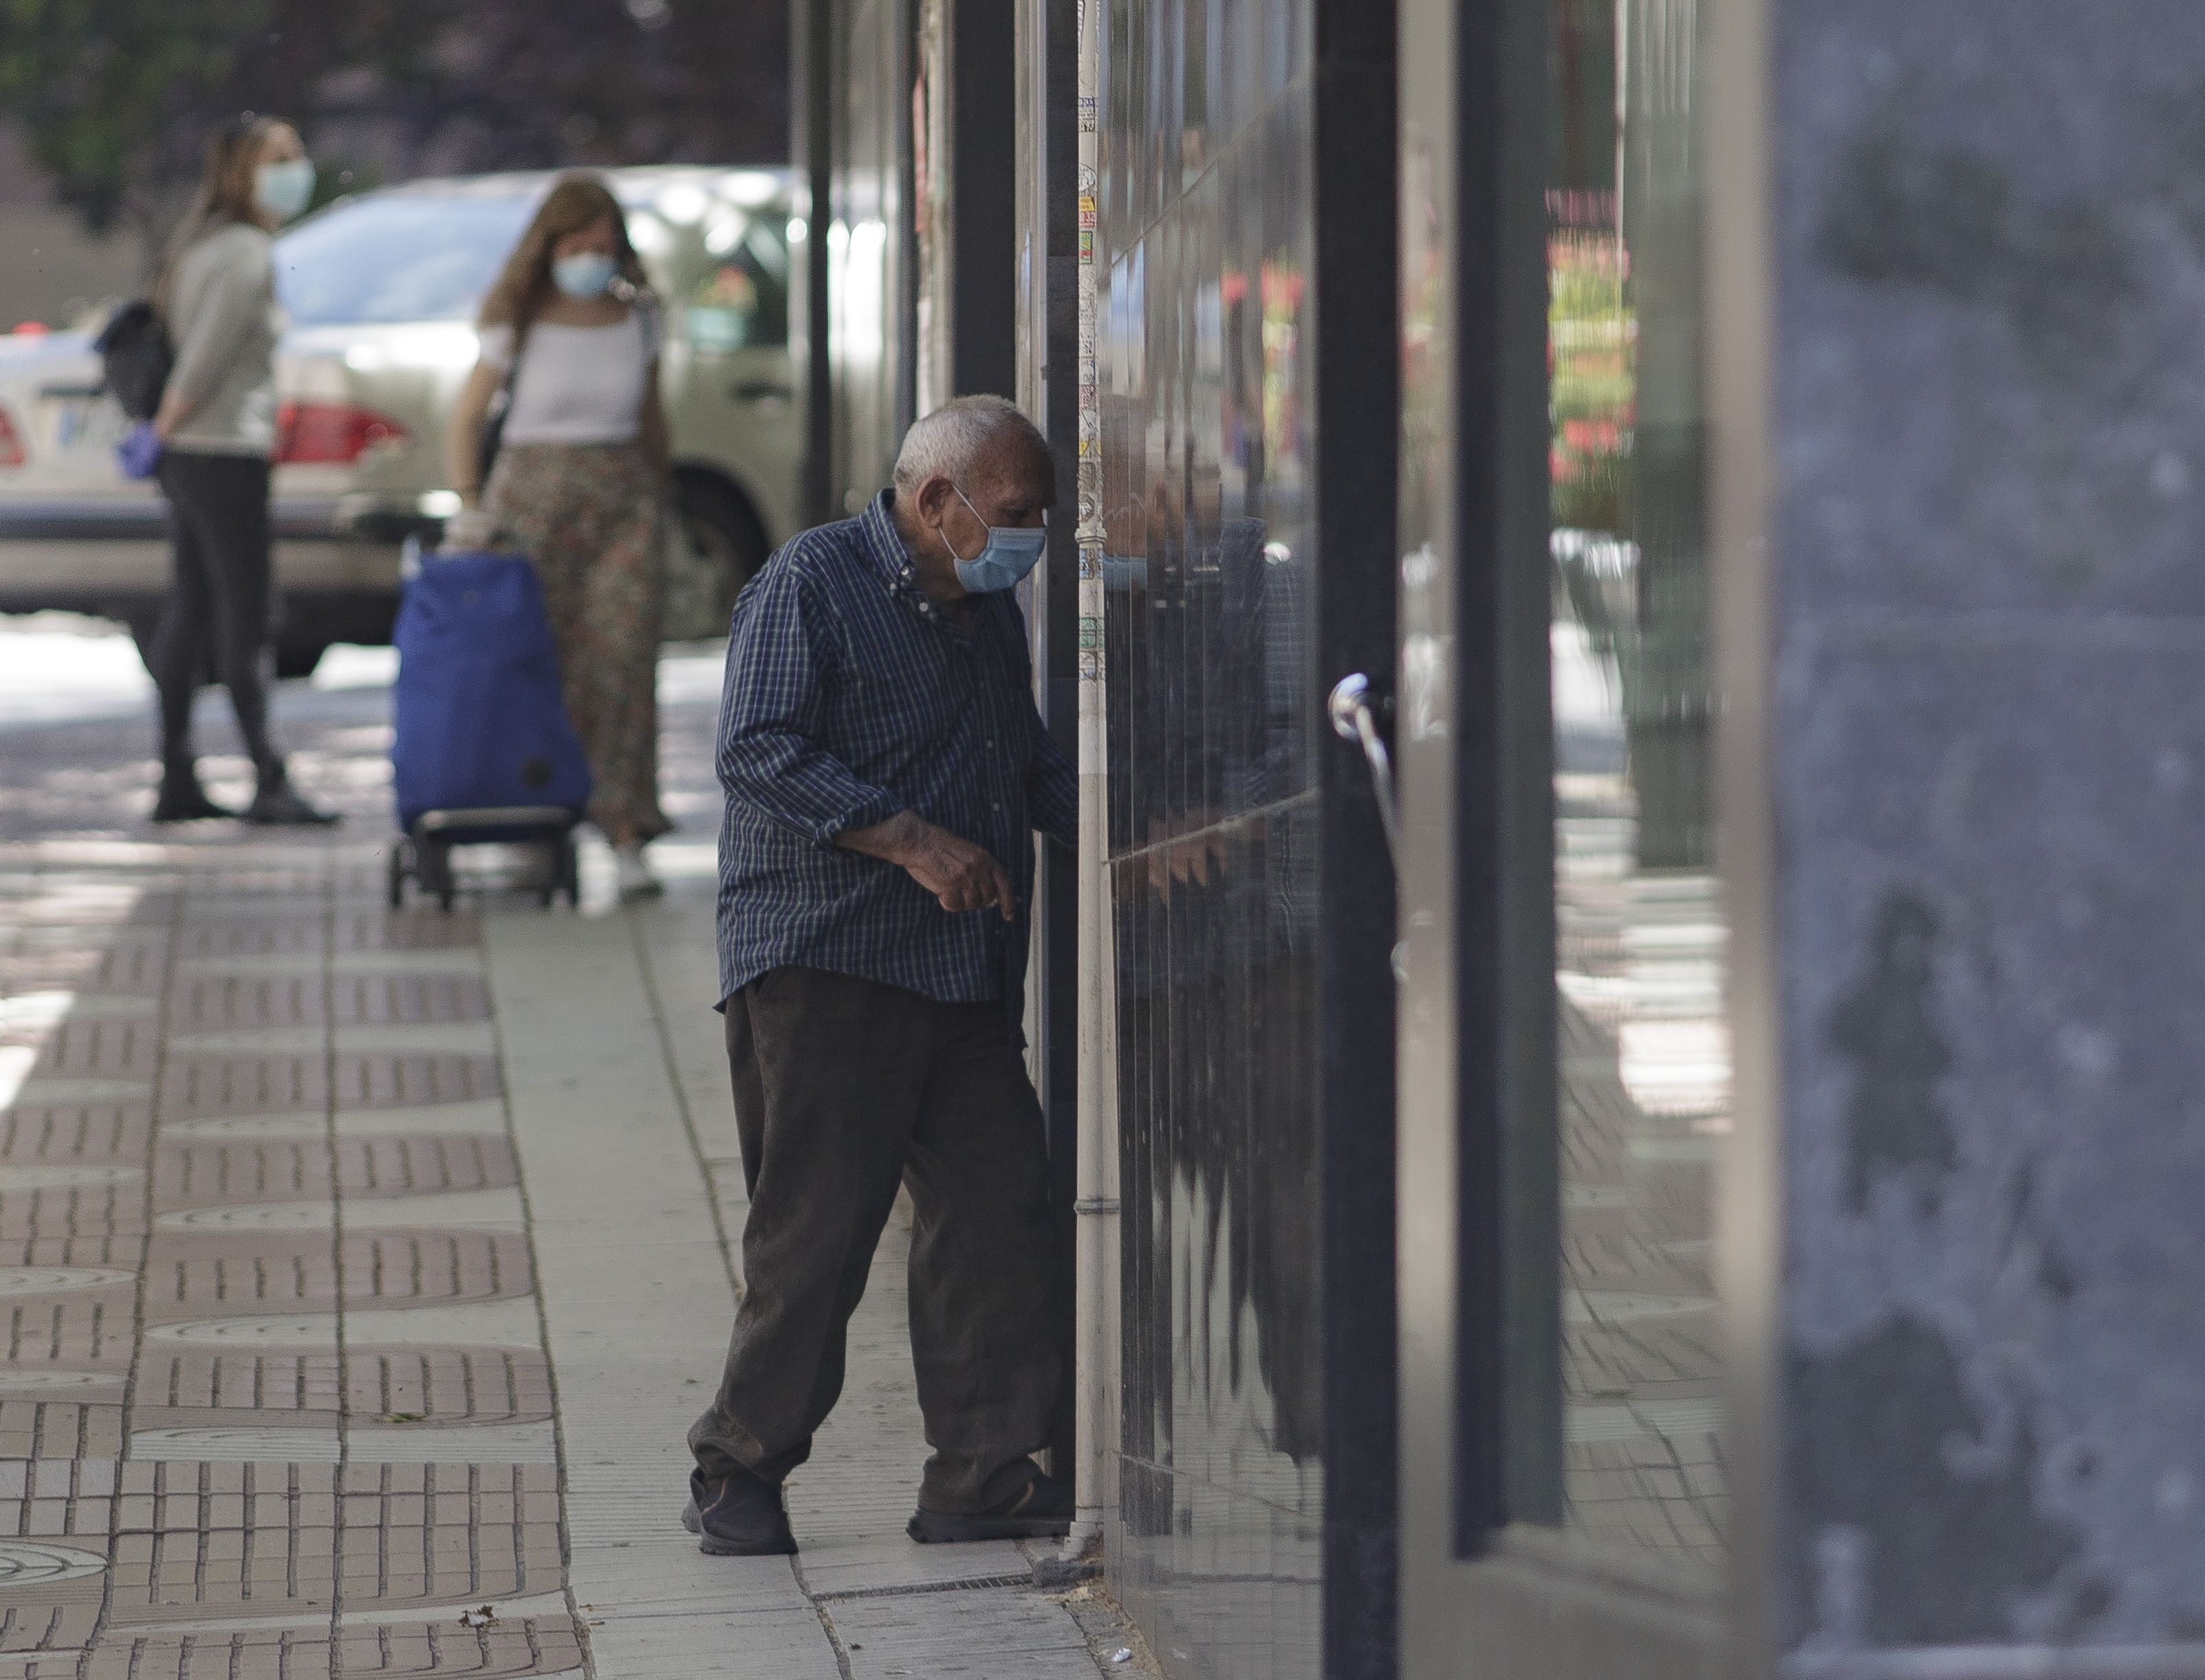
[94,301,174,422]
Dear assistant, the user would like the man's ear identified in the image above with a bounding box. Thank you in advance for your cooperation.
[913,474,957,527]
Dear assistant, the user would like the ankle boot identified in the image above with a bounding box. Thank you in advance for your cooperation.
[244,761,339,827]
[151,761,236,824]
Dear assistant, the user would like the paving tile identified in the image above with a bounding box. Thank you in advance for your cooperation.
[0,939,166,996]
[829,1587,1099,1679]
[81,1628,333,1679]
[337,1137,517,1199]
[343,1348,554,1426]
[0,1087,155,1133]
[167,972,327,1033]
[332,1056,502,1112]
[330,974,492,1027]
[0,1104,152,1168]
[336,912,483,955]
[174,921,327,963]
[337,1615,584,1677]
[151,1142,334,1209]
[14,1017,159,1081]
[332,1025,499,1058]
[158,1056,329,1122]
[0,1585,101,1655]
[332,1102,510,1142]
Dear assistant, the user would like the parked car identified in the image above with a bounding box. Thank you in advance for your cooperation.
[0,165,799,673]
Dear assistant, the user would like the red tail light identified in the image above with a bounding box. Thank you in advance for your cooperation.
[274,400,407,466]
[0,407,24,468]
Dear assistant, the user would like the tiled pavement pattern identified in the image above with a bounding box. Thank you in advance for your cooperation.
[0,638,1129,1677]
[1554,774,1728,1564]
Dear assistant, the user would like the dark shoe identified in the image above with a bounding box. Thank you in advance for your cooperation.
[683,1465,796,1556]
[907,1470,1074,1544]
[151,778,237,823]
[244,781,339,827]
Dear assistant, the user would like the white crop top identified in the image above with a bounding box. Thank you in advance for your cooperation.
[477,308,660,446]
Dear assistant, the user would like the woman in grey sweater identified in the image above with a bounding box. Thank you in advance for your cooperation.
[146,113,334,825]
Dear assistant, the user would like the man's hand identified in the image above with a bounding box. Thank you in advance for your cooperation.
[840,810,1017,920]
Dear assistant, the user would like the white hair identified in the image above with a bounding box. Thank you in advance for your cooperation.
[891,395,1047,496]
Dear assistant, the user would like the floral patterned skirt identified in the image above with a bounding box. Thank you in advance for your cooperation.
[486,440,671,847]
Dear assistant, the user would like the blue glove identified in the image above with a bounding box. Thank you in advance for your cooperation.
[116,422,162,481]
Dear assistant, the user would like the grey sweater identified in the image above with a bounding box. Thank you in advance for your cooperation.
[165,222,280,457]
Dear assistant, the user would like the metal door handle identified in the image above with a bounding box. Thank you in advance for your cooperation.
[1329,672,1401,869]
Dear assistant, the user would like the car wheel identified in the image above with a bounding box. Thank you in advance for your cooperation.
[664,477,768,642]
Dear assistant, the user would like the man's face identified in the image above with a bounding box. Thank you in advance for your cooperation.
[924,433,1055,571]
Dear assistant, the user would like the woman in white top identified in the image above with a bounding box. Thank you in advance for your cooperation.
[447,173,671,899]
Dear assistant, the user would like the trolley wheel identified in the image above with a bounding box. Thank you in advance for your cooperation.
[386,841,407,910]
[415,838,455,913]
[536,834,558,909]
[561,832,581,907]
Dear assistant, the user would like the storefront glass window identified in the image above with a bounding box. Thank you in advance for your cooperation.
[1547,0,1728,1570]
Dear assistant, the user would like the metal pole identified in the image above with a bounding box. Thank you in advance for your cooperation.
[1069,0,1116,1553]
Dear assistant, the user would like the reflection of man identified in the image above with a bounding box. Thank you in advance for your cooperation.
[1106,485,1321,1547]
[683,395,1078,1556]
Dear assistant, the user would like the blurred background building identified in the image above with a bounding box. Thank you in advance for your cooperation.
[0,0,789,320]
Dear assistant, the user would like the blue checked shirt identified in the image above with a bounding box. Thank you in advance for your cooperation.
[714,491,1078,1007]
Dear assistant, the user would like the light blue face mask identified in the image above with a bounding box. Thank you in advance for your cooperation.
[253,157,316,222]
[552,252,620,300]
[944,486,1046,593]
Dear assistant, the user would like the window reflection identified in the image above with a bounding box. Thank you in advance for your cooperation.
[1550,0,1728,1568]
[685,218,790,353]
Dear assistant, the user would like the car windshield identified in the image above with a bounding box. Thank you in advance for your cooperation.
[274,190,539,327]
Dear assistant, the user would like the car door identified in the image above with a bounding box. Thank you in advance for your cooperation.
[660,206,804,547]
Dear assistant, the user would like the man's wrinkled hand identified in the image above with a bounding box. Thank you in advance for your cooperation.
[841,810,1017,920]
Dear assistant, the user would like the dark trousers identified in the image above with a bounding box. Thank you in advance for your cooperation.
[154,450,277,776]
[687,966,1061,1514]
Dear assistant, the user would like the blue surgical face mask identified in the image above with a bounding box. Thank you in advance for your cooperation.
[552,252,620,300]
[944,486,1046,592]
[253,157,316,223]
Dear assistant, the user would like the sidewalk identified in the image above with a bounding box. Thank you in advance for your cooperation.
[0,643,1137,1679]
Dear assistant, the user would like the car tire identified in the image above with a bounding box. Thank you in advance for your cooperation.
[664,475,768,643]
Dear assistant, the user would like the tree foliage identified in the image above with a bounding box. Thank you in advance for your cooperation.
[0,0,789,237]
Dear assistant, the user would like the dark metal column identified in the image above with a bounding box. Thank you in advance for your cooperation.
[1025,0,1082,1483]
[946,0,1018,398]
[794,0,834,527]
[1312,1,1403,1674]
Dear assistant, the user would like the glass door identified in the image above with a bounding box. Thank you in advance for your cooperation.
[1395,0,1739,1668]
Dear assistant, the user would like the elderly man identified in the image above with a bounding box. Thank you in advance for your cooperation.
[682,395,1077,1556]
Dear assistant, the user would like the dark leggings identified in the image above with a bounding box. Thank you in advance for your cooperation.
[154,450,277,776]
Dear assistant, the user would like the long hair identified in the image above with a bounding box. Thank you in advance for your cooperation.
[156,113,287,316]
[477,173,648,350]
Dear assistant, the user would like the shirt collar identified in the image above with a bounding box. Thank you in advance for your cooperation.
[865,488,990,637]
[860,490,920,588]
